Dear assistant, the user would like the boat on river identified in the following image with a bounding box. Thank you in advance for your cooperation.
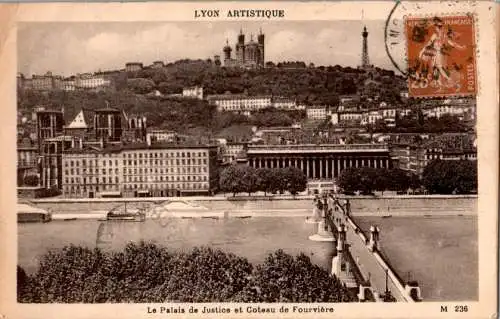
[17,203,52,223]
[99,203,146,222]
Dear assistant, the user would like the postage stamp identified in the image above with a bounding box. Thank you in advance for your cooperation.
[406,15,477,98]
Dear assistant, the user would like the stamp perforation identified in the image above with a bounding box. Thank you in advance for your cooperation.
[403,12,479,99]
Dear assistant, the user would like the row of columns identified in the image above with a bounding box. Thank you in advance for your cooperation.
[248,156,390,179]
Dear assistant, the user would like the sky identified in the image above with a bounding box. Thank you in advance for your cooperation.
[18,20,397,77]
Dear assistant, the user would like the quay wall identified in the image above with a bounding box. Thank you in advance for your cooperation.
[27,195,477,216]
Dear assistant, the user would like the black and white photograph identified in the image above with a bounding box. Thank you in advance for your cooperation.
[3,1,498,318]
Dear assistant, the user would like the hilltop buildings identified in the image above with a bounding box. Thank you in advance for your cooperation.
[223,29,265,68]
[18,72,113,92]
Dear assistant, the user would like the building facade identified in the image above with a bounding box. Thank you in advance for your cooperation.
[306,106,328,120]
[40,136,76,189]
[207,94,272,113]
[272,97,300,110]
[17,142,39,186]
[36,110,64,151]
[74,73,112,91]
[62,147,120,198]
[246,143,392,180]
[182,86,204,100]
[125,62,144,72]
[390,134,477,177]
[61,143,219,198]
[221,142,247,163]
[146,129,176,143]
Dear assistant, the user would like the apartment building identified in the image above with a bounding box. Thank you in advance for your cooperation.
[61,143,219,198]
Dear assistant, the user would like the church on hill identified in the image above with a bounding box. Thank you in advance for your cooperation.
[222,28,265,69]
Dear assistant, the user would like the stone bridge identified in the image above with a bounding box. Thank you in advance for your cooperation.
[308,196,423,302]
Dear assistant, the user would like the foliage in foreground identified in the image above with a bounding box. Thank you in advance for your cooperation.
[18,243,357,303]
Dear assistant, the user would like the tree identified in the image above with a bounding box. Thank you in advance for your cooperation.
[233,250,357,302]
[422,160,477,194]
[282,167,307,195]
[373,168,391,194]
[273,168,289,194]
[23,174,39,187]
[18,242,254,303]
[452,160,477,194]
[18,244,357,303]
[386,168,411,192]
[240,166,259,195]
[338,167,377,195]
[256,168,272,195]
[127,78,155,94]
[219,164,246,196]
[358,167,377,195]
[338,168,361,194]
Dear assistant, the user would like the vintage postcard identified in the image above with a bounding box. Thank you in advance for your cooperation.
[0,1,498,319]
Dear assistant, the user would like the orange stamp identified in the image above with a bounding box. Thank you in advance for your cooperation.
[406,15,477,98]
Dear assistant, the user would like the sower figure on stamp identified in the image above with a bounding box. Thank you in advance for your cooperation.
[417,17,466,91]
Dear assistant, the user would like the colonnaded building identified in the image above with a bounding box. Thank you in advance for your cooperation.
[246,143,392,193]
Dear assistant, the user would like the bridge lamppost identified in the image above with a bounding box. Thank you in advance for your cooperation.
[385,269,389,295]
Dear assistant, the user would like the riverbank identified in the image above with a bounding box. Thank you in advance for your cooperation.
[29,193,478,204]
[28,196,477,220]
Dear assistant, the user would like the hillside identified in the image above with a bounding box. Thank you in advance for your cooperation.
[123,59,406,105]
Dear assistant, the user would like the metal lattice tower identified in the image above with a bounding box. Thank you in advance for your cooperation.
[361,26,370,68]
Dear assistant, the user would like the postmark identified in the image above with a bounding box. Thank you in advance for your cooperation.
[384,1,478,98]
[405,15,477,98]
